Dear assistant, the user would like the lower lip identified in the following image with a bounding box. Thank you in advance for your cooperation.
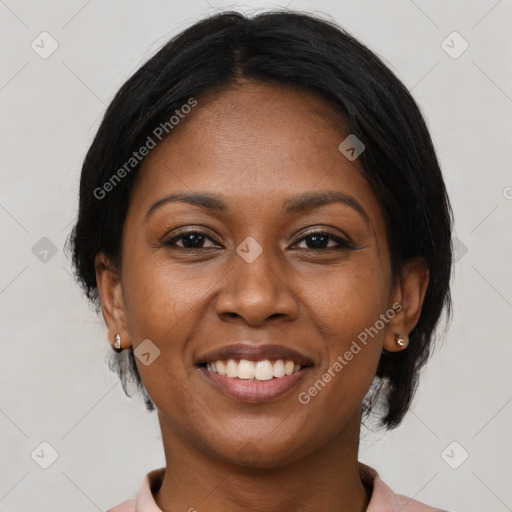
[197,366,311,403]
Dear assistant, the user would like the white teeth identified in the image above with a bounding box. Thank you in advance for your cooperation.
[254,360,274,381]
[225,359,238,378]
[284,360,294,376]
[206,358,302,380]
[237,359,255,379]
[273,359,285,378]
[216,360,225,375]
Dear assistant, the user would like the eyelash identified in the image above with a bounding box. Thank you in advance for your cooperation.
[161,229,354,251]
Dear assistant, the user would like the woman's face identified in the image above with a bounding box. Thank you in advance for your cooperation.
[99,81,413,466]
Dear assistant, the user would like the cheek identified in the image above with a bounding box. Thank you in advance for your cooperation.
[301,258,389,392]
[120,256,227,410]
[306,256,389,343]
[122,255,219,340]
[120,261,209,413]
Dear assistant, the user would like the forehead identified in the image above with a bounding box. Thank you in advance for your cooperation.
[128,81,384,226]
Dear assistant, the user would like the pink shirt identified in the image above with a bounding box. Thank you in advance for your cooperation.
[107,463,448,511]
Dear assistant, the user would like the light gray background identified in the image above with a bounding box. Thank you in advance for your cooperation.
[1,1,511,511]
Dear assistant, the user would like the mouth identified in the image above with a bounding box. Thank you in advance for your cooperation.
[199,358,307,379]
[195,342,315,402]
[196,356,313,403]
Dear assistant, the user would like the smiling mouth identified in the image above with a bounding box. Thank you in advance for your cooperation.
[198,358,308,381]
[196,359,312,403]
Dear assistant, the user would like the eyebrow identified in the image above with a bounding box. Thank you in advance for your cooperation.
[144,190,370,224]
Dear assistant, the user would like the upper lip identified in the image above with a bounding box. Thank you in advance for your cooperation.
[196,342,314,366]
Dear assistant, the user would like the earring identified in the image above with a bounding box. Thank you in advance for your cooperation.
[113,332,123,352]
[395,333,406,347]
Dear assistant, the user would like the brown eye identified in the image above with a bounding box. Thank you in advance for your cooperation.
[162,230,219,249]
[294,231,353,250]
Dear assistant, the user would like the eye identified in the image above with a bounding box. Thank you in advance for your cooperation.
[293,230,353,250]
[161,230,220,249]
[160,229,353,251]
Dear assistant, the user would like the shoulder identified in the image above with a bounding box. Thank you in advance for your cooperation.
[106,498,137,512]
[106,467,166,512]
[389,492,450,512]
[359,462,450,512]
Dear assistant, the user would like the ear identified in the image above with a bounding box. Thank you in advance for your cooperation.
[95,252,131,351]
[383,256,429,353]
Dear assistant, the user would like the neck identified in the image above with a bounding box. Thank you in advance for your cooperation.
[153,410,371,512]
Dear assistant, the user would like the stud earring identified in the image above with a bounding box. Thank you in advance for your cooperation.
[395,333,406,347]
[113,332,123,352]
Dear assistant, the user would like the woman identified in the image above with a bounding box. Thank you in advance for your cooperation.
[69,10,452,511]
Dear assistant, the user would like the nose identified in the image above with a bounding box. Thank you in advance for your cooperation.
[215,244,299,326]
